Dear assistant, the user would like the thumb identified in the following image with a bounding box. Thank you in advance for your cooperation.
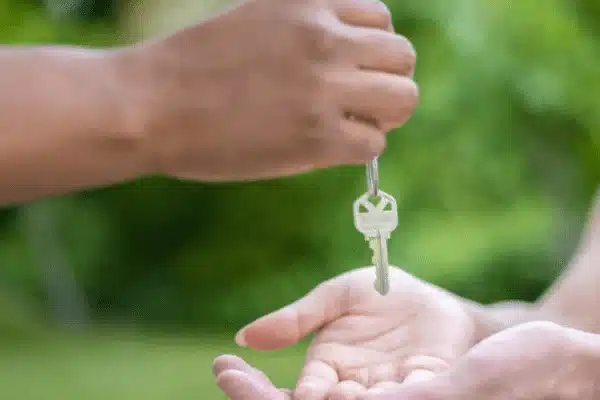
[235,279,347,350]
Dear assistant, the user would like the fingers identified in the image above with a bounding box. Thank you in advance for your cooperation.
[345,28,416,76]
[331,0,392,30]
[217,369,288,400]
[400,355,449,383]
[331,70,418,129]
[213,355,290,400]
[235,280,347,350]
[213,354,253,376]
[359,378,450,400]
[334,117,386,165]
[213,354,273,387]
[366,381,402,397]
[329,380,367,400]
[294,359,339,400]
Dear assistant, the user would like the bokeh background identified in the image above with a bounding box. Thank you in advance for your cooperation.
[0,0,599,398]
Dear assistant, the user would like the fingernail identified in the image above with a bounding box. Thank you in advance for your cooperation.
[235,329,247,347]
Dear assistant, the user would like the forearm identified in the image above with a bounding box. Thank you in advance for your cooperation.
[469,189,600,339]
[535,247,600,333]
[533,191,600,333]
[0,46,146,206]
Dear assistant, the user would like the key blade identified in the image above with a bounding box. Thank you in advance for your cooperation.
[368,237,381,266]
[374,233,390,296]
[374,276,390,295]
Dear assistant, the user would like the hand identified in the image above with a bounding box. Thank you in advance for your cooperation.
[214,355,291,400]
[365,322,600,400]
[112,0,418,181]
[217,266,477,399]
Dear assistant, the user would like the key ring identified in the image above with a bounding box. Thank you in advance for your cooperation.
[347,114,380,198]
[366,158,379,197]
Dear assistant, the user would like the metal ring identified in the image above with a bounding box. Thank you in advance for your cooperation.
[366,158,379,197]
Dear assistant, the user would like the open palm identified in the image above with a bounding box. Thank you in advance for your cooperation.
[219,266,477,399]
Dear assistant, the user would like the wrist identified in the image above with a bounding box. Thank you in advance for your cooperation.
[463,299,536,343]
[0,47,151,204]
[101,47,157,180]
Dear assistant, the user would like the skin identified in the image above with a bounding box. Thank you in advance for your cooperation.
[214,322,600,400]
[0,0,418,206]
[218,266,479,400]
[213,188,600,399]
[364,322,600,400]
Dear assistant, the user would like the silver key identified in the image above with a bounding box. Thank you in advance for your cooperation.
[353,190,398,295]
[369,231,390,295]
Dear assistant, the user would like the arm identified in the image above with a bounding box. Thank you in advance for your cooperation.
[0,0,418,204]
[534,189,600,332]
[468,188,600,339]
[0,47,145,206]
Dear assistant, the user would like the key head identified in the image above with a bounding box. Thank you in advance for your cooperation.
[353,191,398,237]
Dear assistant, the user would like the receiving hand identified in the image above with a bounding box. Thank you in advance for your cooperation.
[215,266,478,399]
[365,321,600,400]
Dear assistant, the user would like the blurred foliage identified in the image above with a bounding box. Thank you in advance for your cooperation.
[0,332,306,399]
[0,0,598,337]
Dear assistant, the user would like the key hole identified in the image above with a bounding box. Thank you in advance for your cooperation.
[368,195,380,205]
[359,204,369,213]
[368,195,393,211]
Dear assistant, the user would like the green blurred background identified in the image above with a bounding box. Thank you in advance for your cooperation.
[0,0,599,398]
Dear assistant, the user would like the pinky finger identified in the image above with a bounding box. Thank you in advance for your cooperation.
[217,370,287,400]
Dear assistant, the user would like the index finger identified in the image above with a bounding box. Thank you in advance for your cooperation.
[360,377,450,400]
[294,359,339,400]
[332,0,393,30]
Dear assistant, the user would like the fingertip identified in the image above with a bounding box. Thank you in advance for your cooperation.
[238,308,301,351]
[212,354,245,376]
[235,329,248,347]
[403,369,436,384]
[295,381,331,400]
[216,369,250,392]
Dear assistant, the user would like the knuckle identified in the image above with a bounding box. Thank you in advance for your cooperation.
[519,321,563,336]
[352,129,385,163]
[399,35,417,72]
[337,0,392,30]
[299,107,327,137]
[294,102,333,155]
[294,16,342,62]
[368,0,392,28]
